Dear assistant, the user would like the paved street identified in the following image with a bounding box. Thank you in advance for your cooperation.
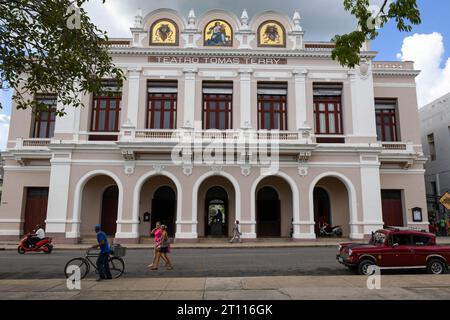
[1,275,450,300]
[1,247,450,300]
[0,247,430,279]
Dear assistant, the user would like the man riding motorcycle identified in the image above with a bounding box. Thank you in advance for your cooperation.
[27,224,45,248]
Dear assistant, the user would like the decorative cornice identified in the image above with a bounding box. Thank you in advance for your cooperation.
[109,47,378,60]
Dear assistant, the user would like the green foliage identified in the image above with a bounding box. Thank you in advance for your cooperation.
[332,0,421,68]
[0,0,124,116]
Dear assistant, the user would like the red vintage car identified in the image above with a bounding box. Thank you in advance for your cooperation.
[337,227,450,275]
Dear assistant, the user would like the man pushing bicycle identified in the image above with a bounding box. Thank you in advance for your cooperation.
[91,224,112,281]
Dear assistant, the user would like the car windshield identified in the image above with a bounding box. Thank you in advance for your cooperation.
[369,232,386,245]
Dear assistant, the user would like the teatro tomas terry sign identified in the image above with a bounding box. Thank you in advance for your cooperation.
[149,56,287,65]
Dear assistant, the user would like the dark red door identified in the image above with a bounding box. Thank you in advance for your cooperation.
[381,190,404,227]
[101,186,119,236]
[23,188,49,234]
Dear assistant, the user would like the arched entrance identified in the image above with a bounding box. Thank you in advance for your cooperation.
[312,176,351,237]
[313,187,331,236]
[257,186,281,237]
[138,175,179,239]
[151,186,176,237]
[254,175,293,238]
[101,186,119,236]
[205,186,228,237]
[79,174,120,238]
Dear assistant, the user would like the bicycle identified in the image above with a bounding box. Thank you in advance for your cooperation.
[64,246,125,280]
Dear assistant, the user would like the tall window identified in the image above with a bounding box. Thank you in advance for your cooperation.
[428,133,436,161]
[313,84,343,135]
[91,80,122,133]
[375,99,398,142]
[202,82,233,130]
[257,83,287,130]
[147,81,177,129]
[33,95,57,138]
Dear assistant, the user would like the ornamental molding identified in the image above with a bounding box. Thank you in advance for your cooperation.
[298,166,308,177]
[210,165,223,174]
[121,150,135,161]
[241,165,251,177]
[124,162,136,176]
[109,47,378,60]
[182,165,193,176]
[153,164,165,173]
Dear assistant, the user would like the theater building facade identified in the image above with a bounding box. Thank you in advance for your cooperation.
[0,9,429,243]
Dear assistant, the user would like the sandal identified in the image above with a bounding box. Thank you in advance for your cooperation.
[150,267,158,270]
[167,266,173,270]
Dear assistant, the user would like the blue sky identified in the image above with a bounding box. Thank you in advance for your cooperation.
[373,0,450,64]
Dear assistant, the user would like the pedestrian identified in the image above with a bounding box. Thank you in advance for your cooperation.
[151,225,173,270]
[92,224,112,281]
[230,220,242,243]
[439,217,447,236]
[148,221,169,268]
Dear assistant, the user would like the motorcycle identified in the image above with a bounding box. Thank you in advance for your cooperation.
[17,233,53,254]
[319,222,343,237]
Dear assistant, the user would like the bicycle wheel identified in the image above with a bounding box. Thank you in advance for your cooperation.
[64,258,90,279]
[108,257,125,278]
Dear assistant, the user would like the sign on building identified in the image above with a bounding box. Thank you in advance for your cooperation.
[440,192,450,210]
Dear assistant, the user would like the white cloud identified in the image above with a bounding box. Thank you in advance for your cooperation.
[397,32,450,107]
[0,114,10,151]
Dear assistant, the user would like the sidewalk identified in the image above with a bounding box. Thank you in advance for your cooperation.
[1,275,450,300]
[2,237,450,251]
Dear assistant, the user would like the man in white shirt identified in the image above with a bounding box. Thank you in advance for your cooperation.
[29,224,45,247]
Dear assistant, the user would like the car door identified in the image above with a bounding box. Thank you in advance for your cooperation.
[411,235,433,267]
[383,234,415,267]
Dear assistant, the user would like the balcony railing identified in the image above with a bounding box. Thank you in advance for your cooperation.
[15,138,51,149]
[381,142,414,153]
[125,129,312,144]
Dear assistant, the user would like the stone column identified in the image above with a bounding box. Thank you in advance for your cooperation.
[45,153,74,243]
[125,67,142,128]
[182,67,198,128]
[293,69,308,130]
[239,68,253,129]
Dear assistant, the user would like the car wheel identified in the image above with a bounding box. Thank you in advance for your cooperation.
[427,259,447,275]
[358,259,376,276]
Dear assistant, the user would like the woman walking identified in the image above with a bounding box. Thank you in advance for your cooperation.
[148,221,168,268]
[151,225,173,270]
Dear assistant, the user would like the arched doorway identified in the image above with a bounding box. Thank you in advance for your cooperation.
[151,186,176,237]
[79,174,120,239]
[100,186,119,236]
[313,187,331,236]
[205,186,228,237]
[257,186,281,237]
[312,176,351,237]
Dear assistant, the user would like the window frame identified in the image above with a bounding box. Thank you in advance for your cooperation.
[257,93,287,131]
[313,95,343,135]
[32,95,57,138]
[90,94,122,132]
[202,82,233,130]
[375,99,399,142]
[145,87,178,130]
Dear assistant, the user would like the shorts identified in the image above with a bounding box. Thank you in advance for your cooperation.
[159,246,169,254]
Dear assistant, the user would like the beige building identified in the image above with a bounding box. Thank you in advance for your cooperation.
[0,9,428,243]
